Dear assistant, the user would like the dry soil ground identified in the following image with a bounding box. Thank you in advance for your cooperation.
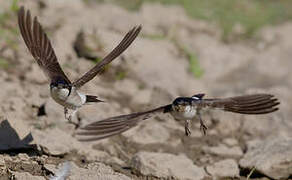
[0,0,291,179]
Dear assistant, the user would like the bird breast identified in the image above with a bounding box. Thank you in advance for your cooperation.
[50,87,85,109]
[51,87,70,101]
[171,105,197,120]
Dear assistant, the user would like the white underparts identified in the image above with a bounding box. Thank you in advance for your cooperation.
[171,105,197,120]
[51,87,69,101]
[78,92,86,105]
[50,86,86,109]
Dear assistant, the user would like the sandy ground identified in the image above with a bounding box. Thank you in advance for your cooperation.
[0,0,291,179]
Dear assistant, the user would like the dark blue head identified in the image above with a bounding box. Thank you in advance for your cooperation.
[172,97,193,106]
[50,78,71,89]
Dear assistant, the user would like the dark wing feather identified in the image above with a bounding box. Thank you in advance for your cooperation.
[76,104,171,141]
[72,25,142,88]
[18,7,71,83]
[196,94,279,114]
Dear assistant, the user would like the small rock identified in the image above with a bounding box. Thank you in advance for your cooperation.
[239,138,292,179]
[32,128,104,157]
[123,121,170,144]
[206,159,239,178]
[214,113,242,136]
[0,155,5,171]
[204,144,243,157]
[3,155,12,162]
[69,162,131,180]
[223,138,238,146]
[0,155,5,166]
[18,153,30,161]
[12,171,45,180]
[32,128,76,155]
[131,151,205,180]
[44,164,56,174]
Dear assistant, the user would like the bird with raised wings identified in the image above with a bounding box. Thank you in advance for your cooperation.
[18,7,141,124]
[76,93,279,141]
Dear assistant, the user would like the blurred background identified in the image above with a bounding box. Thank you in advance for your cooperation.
[0,0,291,179]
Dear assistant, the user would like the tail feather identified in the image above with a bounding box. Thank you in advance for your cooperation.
[86,95,104,103]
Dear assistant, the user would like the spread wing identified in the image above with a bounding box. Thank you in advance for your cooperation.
[76,104,171,141]
[72,25,142,88]
[18,7,71,84]
[196,94,279,114]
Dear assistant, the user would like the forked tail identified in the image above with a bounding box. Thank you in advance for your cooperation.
[86,95,104,103]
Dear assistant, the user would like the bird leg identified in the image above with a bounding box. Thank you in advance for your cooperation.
[64,107,79,127]
[64,107,69,119]
[197,111,208,135]
[185,119,191,136]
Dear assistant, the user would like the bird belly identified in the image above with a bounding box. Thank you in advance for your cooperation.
[65,92,86,109]
[50,88,85,109]
[171,106,197,120]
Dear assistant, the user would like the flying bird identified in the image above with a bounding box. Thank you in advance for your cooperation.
[18,7,141,124]
[76,93,279,141]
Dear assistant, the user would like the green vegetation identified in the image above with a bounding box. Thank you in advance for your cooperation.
[0,58,10,69]
[171,36,203,78]
[115,71,127,80]
[187,51,203,78]
[94,0,292,39]
[177,43,203,78]
[10,0,20,12]
[0,0,19,49]
[0,0,20,68]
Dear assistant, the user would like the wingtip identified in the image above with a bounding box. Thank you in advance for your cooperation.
[137,24,142,30]
[133,24,142,33]
[19,6,24,13]
[18,6,25,20]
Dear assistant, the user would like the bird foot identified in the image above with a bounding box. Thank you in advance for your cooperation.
[185,126,191,136]
[67,115,80,128]
[199,120,208,135]
[64,108,80,129]
[185,119,191,136]
[197,112,208,135]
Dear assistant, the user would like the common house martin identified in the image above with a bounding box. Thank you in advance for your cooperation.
[76,93,279,141]
[18,7,141,124]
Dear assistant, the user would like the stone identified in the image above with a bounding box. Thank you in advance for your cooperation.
[12,171,45,180]
[32,128,112,160]
[44,164,57,175]
[67,162,131,180]
[123,121,170,144]
[204,144,243,158]
[31,128,77,155]
[223,138,238,146]
[206,159,239,178]
[131,151,205,180]
[239,138,292,179]
[0,155,6,171]
[18,153,30,161]
[214,113,242,136]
